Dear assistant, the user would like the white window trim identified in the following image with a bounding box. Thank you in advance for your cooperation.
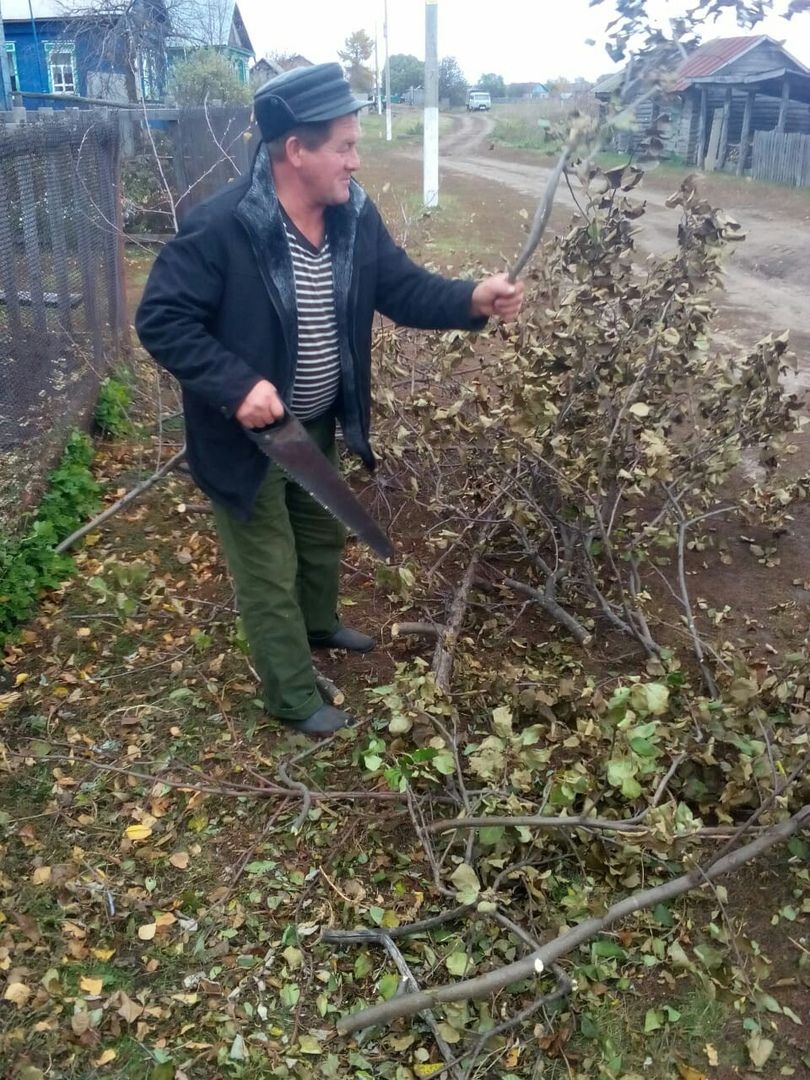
[4,42,18,93]
[43,40,78,96]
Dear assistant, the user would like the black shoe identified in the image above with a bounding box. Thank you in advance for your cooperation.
[308,626,375,653]
[281,704,354,735]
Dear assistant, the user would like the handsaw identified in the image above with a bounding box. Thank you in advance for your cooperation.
[244,411,394,560]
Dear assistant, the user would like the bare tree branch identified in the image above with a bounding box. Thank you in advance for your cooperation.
[336,803,810,1033]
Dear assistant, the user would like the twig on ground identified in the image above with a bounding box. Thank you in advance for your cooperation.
[482,571,592,646]
[322,927,465,1080]
[392,621,444,641]
[55,448,187,554]
[313,668,345,706]
[336,802,810,1032]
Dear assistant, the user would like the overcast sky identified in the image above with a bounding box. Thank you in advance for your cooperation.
[237,0,810,84]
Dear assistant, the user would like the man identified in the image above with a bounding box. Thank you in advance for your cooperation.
[136,64,524,735]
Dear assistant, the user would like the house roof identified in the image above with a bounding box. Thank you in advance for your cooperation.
[671,36,767,90]
[272,54,314,72]
[594,36,810,98]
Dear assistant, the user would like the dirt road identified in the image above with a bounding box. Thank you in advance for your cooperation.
[434,113,810,390]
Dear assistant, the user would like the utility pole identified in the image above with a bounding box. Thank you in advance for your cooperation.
[0,2,13,112]
[383,0,392,140]
[374,22,382,115]
[423,0,439,207]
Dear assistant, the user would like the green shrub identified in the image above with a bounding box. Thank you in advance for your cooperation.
[95,375,133,438]
[169,49,251,107]
[0,432,100,646]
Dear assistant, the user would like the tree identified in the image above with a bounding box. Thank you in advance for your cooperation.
[387,53,424,96]
[166,0,237,49]
[477,72,506,98]
[338,28,374,93]
[169,48,251,106]
[439,55,468,107]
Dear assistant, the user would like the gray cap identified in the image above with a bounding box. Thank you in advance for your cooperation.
[254,63,368,142]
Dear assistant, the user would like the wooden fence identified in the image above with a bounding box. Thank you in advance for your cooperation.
[751,130,810,187]
[0,110,125,533]
[123,105,257,229]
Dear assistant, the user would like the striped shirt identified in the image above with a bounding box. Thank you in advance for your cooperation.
[284,216,342,422]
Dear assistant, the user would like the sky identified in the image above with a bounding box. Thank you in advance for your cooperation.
[237,0,810,84]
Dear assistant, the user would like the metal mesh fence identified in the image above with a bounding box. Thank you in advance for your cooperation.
[0,110,123,535]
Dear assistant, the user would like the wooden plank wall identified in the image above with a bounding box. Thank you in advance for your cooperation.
[752,130,810,186]
[0,110,123,462]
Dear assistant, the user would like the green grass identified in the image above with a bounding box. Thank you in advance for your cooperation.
[543,984,740,1079]
[360,108,453,146]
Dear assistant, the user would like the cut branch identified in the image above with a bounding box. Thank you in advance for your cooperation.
[322,928,464,1080]
[433,552,482,694]
[336,803,810,1033]
[55,448,187,554]
[484,571,592,646]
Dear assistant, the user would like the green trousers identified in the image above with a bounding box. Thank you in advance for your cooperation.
[212,414,347,721]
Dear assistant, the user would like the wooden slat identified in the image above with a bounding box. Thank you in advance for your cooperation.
[751,130,810,187]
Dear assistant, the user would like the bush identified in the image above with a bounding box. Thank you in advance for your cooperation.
[169,49,251,107]
[0,432,100,646]
[95,375,134,438]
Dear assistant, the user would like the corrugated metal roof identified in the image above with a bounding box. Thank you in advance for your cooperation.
[672,36,766,91]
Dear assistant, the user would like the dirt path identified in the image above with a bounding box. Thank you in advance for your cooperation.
[435,113,810,390]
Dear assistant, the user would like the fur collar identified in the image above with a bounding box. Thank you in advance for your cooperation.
[234,143,367,411]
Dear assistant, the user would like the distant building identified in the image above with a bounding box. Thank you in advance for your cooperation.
[250,57,279,90]
[594,36,810,172]
[270,53,314,73]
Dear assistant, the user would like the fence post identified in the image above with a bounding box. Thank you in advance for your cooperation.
[737,90,754,177]
[111,115,130,354]
[14,153,47,337]
[0,156,24,340]
[695,87,707,169]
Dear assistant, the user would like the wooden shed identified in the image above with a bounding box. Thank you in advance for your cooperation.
[595,36,810,183]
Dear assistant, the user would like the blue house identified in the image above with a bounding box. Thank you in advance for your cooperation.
[2,0,170,106]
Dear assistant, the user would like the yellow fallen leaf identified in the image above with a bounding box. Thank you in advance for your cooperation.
[677,1066,708,1080]
[3,981,32,1006]
[704,1044,719,1067]
[155,912,176,928]
[32,865,52,885]
[76,628,92,639]
[92,948,115,961]
[0,691,21,711]
[14,672,29,686]
[137,923,157,941]
[80,976,104,996]
[414,1065,444,1078]
[169,851,190,870]
[125,823,153,842]
[93,1049,117,1066]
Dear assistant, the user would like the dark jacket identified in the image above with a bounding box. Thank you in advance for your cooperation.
[136,143,485,519]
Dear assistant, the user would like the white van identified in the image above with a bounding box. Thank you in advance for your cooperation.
[467,91,491,111]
